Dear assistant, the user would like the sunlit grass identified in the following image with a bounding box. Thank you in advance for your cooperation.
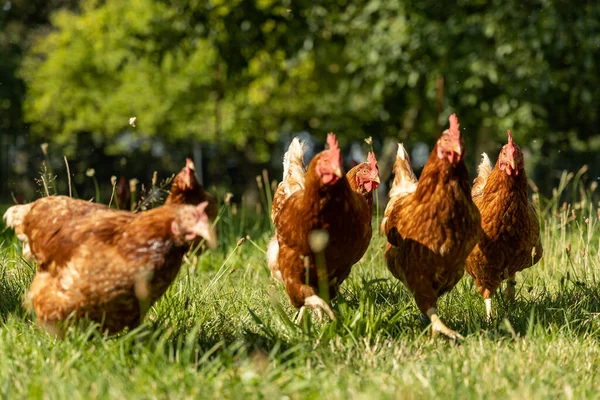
[1,169,600,398]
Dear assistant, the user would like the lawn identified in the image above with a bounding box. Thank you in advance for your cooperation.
[1,169,599,399]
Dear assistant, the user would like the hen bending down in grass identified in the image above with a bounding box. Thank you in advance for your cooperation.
[268,133,379,322]
[4,199,216,336]
[465,130,543,319]
[382,114,481,340]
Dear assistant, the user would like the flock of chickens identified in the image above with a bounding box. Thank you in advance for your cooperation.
[3,114,542,340]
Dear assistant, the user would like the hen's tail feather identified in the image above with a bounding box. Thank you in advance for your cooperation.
[282,137,307,197]
[271,138,307,223]
[382,144,418,233]
[388,143,418,199]
[472,152,493,200]
[4,203,35,261]
[3,203,32,235]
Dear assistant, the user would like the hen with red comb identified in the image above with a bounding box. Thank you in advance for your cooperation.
[382,114,480,340]
[3,197,217,336]
[347,152,380,197]
[466,130,542,319]
[436,113,465,164]
[272,133,378,323]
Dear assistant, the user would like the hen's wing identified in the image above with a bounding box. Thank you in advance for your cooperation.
[4,197,109,263]
[273,191,309,252]
[471,153,493,203]
[381,143,418,233]
[271,138,307,222]
[32,207,132,273]
[3,202,33,236]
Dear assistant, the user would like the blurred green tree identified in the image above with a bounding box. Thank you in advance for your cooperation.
[0,0,78,199]
[19,0,600,194]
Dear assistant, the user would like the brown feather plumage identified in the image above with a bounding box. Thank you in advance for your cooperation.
[272,135,378,318]
[267,140,379,290]
[5,197,216,336]
[382,115,480,338]
[465,132,543,306]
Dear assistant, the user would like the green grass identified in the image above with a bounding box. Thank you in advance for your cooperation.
[1,173,600,399]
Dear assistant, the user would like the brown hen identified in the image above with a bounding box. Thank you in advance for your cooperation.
[271,133,379,322]
[267,139,379,283]
[382,114,481,340]
[4,198,216,336]
[466,130,543,319]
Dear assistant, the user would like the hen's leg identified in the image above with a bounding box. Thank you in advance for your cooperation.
[296,295,336,323]
[482,288,494,321]
[266,236,283,282]
[416,292,463,340]
[426,307,464,340]
[282,264,336,324]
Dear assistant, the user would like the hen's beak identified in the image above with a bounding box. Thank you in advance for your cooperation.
[452,143,462,157]
[371,175,381,190]
[509,159,516,170]
[192,222,217,249]
[333,167,343,178]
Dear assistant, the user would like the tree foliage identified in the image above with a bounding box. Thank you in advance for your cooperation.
[18,0,600,188]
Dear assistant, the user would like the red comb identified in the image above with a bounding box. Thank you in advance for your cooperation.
[447,113,461,140]
[327,132,338,150]
[506,130,516,157]
[367,152,378,172]
[327,132,341,161]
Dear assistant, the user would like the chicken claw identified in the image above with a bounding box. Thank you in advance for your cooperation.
[427,308,464,341]
[295,295,336,324]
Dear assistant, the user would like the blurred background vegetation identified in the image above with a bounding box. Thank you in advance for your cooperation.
[1,0,599,204]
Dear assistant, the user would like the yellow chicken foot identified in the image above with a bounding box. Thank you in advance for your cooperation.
[295,295,336,324]
[427,307,464,341]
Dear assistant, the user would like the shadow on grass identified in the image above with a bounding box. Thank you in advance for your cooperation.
[338,271,600,342]
[498,279,600,335]
[455,276,600,339]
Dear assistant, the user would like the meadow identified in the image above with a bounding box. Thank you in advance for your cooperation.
[1,167,599,399]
